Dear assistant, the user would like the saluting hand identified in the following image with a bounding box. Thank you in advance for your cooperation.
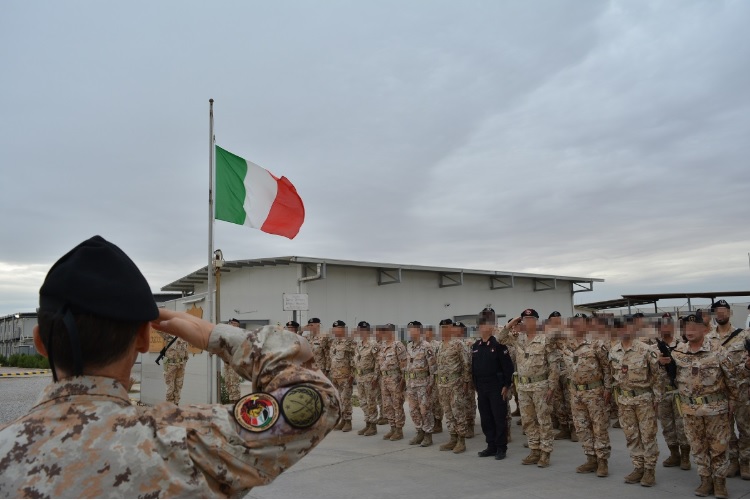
[151,309,214,351]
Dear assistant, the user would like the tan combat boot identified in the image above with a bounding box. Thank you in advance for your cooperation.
[389,427,404,441]
[341,420,352,432]
[433,419,443,434]
[680,446,691,470]
[713,477,728,499]
[377,415,388,425]
[726,458,740,477]
[409,430,425,445]
[624,467,644,484]
[333,419,344,431]
[363,422,377,436]
[640,468,655,487]
[383,426,395,440]
[440,434,458,451]
[663,445,681,467]
[694,476,713,497]
[740,459,750,480]
[537,451,551,468]
[555,424,571,440]
[596,458,609,477]
[358,423,369,435]
[420,433,433,447]
[521,450,541,465]
[452,436,466,454]
[576,455,598,473]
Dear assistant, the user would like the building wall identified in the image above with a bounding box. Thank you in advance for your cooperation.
[0,314,38,358]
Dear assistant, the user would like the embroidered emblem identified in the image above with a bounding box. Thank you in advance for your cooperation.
[234,393,280,432]
[281,386,324,429]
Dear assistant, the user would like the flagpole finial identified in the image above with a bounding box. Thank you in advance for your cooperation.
[209,98,214,104]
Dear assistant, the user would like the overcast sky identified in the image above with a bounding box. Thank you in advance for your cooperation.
[2,0,749,316]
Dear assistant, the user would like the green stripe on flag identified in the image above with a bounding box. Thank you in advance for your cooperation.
[215,145,248,225]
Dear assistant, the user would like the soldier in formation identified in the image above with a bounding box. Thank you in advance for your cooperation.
[329,320,356,432]
[354,321,380,436]
[378,323,407,441]
[157,330,190,405]
[436,319,470,454]
[405,321,437,447]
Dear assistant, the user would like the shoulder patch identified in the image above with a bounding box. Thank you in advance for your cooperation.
[281,386,324,429]
[234,393,280,432]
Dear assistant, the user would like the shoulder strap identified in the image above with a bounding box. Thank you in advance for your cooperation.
[721,328,744,346]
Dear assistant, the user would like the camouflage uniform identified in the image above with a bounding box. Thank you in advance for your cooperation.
[311,332,331,378]
[355,339,380,425]
[500,327,560,454]
[609,340,663,471]
[158,332,190,406]
[437,338,471,437]
[378,341,407,429]
[329,337,356,422]
[563,337,612,462]
[430,339,444,424]
[463,337,477,428]
[657,338,689,448]
[406,340,437,433]
[718,326,750,470]
[0,324,340,498]
[223,362,243,403]
[672,337,738,480]
[549,331,572,432]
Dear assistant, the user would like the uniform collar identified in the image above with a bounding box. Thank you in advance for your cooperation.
[31,375,131,410]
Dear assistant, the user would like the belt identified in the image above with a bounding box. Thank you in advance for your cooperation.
[569,379,604,391]
[407,370,429,379]
[617,387,652,398]
[438,373,461,384]
[381,369,402,377]
[517,374,547,384]
[356,368,375,376]
[680,393,727,405]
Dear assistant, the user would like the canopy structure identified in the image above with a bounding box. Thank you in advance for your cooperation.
[577,291,750,314]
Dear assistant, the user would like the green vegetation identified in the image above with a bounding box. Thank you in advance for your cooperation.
[0,353,50,369]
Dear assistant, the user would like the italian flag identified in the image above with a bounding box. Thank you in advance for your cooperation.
[215,145,305,239]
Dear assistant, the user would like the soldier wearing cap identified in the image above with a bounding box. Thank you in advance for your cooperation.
[329,320,356,432]
[658,312,738,498]
[424,325,443,434]
[156,328,190,405]
[285,320,300,335]
[546,311,573,441]
[462,323,478,438]
[436,319,470,453]
[223,318,244,403]
[405,321,437,447]
[504,309,560,468]
[306,318,330,378]
[608,318,663,487]
[0,235,340,498]
[377,323,407,441]
[656,312,691,471]
[354,321,379,436]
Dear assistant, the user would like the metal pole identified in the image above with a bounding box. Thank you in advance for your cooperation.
[215,265,222,403]
[207,99,216,403]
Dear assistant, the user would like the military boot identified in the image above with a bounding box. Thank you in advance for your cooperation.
[358,423,369,435]
[576,455,598,473]
[662,445,681,467]
[726,458,740,477]
[521,450,541,465]
[555,424,571,440]
[537,451,551,468]
[333,419,345,431]
[640,468,655,487]
[714,477,728,499]
[420,433,433,447]
[694,476,713,497]
[383,426,395,440]
[596,458,609,477]
[341,420,352,432]
[452,436,466,454]
[570,427,579,442]
[440,433,458,451]
[433,419,443,434]
[409,430,425,445]
[363,422,377,436]
[740,459,750,480]
[680,445,691,470]
[389,427,404,441]
[377,415,388,425]
[624,467,644,484]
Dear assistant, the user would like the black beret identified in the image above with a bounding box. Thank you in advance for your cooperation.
[711,299,730,310]
[307,317,321,324]
[285,320,300,328]
[357,321,371,329]
[521,309,540,319]
[454,321,467,328]
[573,313,588,319]
[684,313,703,324]
[407,321,423,327]
[332,320,346,327]
[39,235,158,322]
[632,312,645,318]
[439,318,453,326]
[548,311,562,319]
[228,318,240,324]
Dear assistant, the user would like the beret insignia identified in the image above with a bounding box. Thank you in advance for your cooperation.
[234,393,279,432]
[281,386,324,429]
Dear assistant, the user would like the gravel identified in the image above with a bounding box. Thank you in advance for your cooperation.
[0,376,53,424]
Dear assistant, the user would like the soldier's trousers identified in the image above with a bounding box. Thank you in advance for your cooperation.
[357,373,379,424]
[332,377,353,420]
[571,386,611,459]
[432,379,443,421]
[223,362,242,403]
[683,412,731,478]
[381,376,406,428]
[477,379,509,452]
[728,392,750,462]
[439,381,468,437]
[466,379,477,424]
[619,400,659,469]
[552,374,571,427]
[518,386,554,453]
[407,383,434,433]
[658,393,688,447]
[376,381,383,416]
[163,361,186,405]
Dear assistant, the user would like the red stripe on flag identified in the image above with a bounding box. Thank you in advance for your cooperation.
[260,176,305,239]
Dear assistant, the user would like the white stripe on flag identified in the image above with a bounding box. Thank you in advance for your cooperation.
[243,160,279,229]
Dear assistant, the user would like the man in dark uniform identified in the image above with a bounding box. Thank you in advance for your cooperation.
[473,307,515,460]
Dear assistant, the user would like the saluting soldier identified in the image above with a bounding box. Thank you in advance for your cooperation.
[378,323,407,441]
[329,320,356,432]
[354,321,379,436]
[405,321,437,447]
[658,312,739,498]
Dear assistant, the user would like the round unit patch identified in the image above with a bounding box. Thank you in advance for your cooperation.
[281,385,324,428]
[234,393,280,432]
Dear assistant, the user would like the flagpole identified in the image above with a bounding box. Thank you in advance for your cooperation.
[207,98,216,403]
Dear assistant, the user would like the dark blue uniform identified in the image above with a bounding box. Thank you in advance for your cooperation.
[472,335,514,457]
